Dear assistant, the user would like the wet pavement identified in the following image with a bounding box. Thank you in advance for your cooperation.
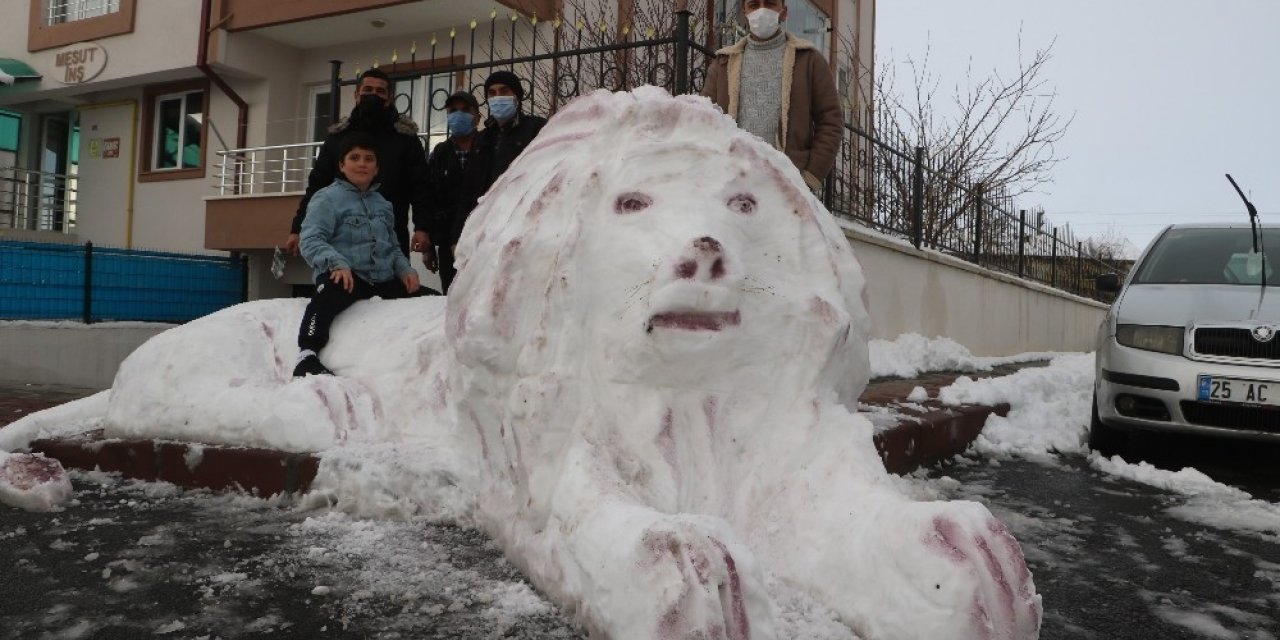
[0,472,581,640]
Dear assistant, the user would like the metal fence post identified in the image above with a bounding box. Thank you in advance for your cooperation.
[329,60,342,122]
[1017,209,1026,278]
[972,184,984,266]
[1050,227,1058,287]
[240,254,250,303]
[674,2,691,95]
[911,146,924,249]
[1076,241,1084,295]
[82,241,93,324]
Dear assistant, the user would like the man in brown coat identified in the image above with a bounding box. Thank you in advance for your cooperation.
[702,0,843,191]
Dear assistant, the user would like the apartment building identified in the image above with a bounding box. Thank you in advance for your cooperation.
[0,0,874,298]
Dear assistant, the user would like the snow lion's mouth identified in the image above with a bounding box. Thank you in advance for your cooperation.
[646,310,741,332]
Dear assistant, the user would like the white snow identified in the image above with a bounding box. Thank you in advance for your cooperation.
[0,88,1042,640]
[0,451,73,511]
[869,332,1061,379]
[932,353,1280,541]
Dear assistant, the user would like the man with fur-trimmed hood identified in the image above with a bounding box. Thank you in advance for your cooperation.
[703,0,843,193]
[286,68,435,268]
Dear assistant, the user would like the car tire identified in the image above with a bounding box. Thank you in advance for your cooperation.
[1088,393,1129,458]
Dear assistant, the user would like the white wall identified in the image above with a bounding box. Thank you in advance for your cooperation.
[0,323,171,389]
[845,223,1106,356]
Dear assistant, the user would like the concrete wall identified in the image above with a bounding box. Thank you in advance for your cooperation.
[0,323,171,389]
[845,222,1107,356]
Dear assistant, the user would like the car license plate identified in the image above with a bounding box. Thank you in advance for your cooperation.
[1197,375,1280,406]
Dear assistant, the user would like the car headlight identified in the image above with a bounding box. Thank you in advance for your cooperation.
[1115,325,1184,355]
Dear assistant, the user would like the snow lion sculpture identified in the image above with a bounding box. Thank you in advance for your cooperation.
[445,86,1041,640]
[6,87,1040,640]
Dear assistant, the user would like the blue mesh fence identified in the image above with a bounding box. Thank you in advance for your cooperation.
[0,240,245,323]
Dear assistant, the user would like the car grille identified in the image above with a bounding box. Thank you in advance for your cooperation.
[1193,327,1280,360]
[1180,401,1280,433]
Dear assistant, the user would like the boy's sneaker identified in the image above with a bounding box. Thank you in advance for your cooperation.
[293,355,333,378]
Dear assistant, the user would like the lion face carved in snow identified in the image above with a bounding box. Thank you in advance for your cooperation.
[444,87,1041,640]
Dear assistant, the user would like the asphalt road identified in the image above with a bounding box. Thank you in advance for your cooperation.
[925,440,1280,640]
[3,440,1277,639]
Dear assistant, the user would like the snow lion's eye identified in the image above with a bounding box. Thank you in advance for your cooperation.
[727,193,756,215]
[614,192,652,214]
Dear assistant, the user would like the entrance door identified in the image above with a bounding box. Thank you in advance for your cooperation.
[37,113,75,231]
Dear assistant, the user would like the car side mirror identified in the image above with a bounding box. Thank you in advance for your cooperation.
[1096,273,1122,294]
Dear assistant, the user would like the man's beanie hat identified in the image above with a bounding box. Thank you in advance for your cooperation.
[484,70,525,101]
[447,90,480,112]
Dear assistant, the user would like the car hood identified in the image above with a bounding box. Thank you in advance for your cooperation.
[1117,284,1280,326]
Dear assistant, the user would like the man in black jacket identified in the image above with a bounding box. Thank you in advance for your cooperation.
[414,90,481,293]
[285,68,436,271]
[448,70,548,244]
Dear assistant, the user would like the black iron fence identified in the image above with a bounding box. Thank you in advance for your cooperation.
[318,4,1124,301]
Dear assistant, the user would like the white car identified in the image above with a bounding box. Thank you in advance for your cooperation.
[1092,223,1280,457]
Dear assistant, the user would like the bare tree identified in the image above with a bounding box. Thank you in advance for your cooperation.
[840,31,1072,247]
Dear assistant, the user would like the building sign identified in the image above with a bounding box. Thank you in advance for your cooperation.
[102,137,120,158]
[88,138,101,158]
[53,42,107,84]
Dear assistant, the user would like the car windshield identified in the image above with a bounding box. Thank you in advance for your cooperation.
[1134,227,1280,285]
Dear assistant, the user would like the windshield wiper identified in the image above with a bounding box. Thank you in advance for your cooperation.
[1226,173,1266,290]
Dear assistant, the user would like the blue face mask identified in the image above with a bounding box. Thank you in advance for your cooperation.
[488,96,518,122]
[447,110,475,137]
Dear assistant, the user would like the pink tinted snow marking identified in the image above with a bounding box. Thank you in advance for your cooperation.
[988,518,1035,599]
[649,311,740,332]
[709,537,751,640]
[467,408,490,460]
[1,454,63,490]
[926,515,968,563]
[726,193,757,215]
[490,238,523,319]
[974,534,1016,628]
[728,139,810,218]
[615,192,653,214]
[527,172,566,219]
[524,131,593,157]
[656,409,677,473]
[969,597,995,640]
[675,260,697,279]
[693,236,723,255]
[810,296,838,325]
[702,396,718,437]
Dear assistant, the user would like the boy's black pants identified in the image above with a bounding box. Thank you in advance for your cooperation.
[298,275,413,352]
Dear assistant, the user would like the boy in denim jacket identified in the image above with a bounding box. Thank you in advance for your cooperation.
[294,133,421,377]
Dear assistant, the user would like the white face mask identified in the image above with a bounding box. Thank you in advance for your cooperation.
[746,8,781,39]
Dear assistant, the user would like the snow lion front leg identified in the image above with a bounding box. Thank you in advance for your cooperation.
[549,447,778,640]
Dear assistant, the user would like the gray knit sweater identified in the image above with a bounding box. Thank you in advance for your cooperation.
[737,30,787,148]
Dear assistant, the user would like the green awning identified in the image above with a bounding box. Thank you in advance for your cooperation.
[0,59,41,85]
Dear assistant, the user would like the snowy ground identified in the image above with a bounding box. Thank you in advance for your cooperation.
[3,334,1280,638]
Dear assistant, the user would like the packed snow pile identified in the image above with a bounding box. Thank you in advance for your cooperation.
[3,87,1041,639]
[0,451,72,512]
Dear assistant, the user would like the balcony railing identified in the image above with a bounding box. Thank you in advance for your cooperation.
[213,142,319,196]
[0,166,77,234]
[212,135,437,197]
[46,0,121,24]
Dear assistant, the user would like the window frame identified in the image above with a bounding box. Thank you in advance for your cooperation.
[139,79,209,183]
[28,0,136,52]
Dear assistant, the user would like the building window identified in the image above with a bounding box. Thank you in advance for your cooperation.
[140,80,208,182]
[307,85,333,143]
[0,110,20,153]
[151,90,203,170]
[46,0,120,25]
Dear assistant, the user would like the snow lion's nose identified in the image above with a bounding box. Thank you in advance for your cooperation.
[673,236,729,283]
